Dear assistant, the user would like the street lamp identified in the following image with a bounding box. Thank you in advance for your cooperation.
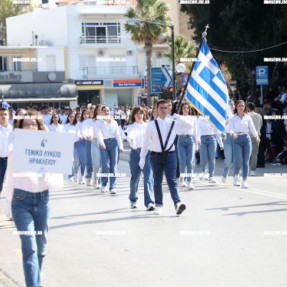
[127,18,176,100]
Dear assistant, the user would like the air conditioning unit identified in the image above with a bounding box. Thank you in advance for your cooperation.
[127,49,133,56]
[156,51,163,58]
[97,50,105,56]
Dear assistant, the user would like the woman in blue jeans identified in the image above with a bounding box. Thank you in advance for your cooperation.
[126,106,154,210]
[222,99,235,183]
[197,117,223,183]
[5,111,63,287]
[229,100,260,188]
[177,102,198,190]
[96,106,123,194]
[74,112,86,184]
[89,104,102,189]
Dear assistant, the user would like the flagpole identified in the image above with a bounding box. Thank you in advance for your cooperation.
[176,24,209,114]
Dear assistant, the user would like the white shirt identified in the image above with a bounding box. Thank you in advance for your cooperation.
[197,118,223,147]
[5,150,63,218]
[126,122,147,149]
[0,124,13,157]
[59,114,68,125]
[8,119,14,126]
[63,123,79,142]
[96,119,123,150]
[140,115,196,161]
[177,115,198,149]
[229,114,258,138]
[225,114,234,134]
[90,120,101,140]
[42,114,52,126]
[48,123,64,133]
[80,119,94,139]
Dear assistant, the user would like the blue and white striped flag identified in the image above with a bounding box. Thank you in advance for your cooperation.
[2,101,10,108]
[186,40,232,134]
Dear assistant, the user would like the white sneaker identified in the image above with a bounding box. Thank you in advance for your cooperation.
[176,178,180,185]
[199,173,204,180]
[73,175,78,182]
[181,182,187,187]
[187,182,194,190]
[86,178,92,186]
[110,189,117,195]
[93,179,101,189]
[101,186,107,193]
[69,177,75,183]
[233,176,240,186]
[209,177,216,183]
[154,207,162,215]
[130,202,137,209]
[79,176,85,185]
[175,202,186,215]
[250,171,256,176]
[204,173,209,181]
[147,203,155,211]
[221,177,226,183]
[241,181,249,189]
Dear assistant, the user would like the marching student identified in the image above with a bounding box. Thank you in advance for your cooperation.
[80,108,94,186]
[48,114,64,133]
[96,106,123,195]
[41,106,52,127]
[0,108,12,195]
[63,112,78,182]
[126,106,154,210]
[5,111,63,287]
[197,116,223,183]
[90,104,103,189]
[177,102,198,190]
[222,99,235,183]
[73,112,86,184]
[139,99,195,216]
[13,108,26,129]
[229,100,260,188]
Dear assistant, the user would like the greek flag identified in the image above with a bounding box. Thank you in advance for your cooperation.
[2,101,10,108]
[186,40,232,134]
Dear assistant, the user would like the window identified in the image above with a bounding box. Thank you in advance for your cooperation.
[81,22,121,44]
[0,56,8,71]
[13,57,22,71]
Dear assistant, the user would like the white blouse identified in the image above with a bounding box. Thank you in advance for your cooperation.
[228,114,258,137]
[126,122,147,149]
[96,119,123,150]
[63,123,79,142]
[48,123,64,133]
[80,119,94,139]
[197,118,223,147]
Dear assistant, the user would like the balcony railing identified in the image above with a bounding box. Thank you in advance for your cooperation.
[73,0,135,5]
[80,35,123,44]
[83,66,138,75]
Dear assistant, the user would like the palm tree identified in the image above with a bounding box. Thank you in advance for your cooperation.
[125,0,171,106]
[164,36,196,71]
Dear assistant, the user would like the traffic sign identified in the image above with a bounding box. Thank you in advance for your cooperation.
[256,66,269,85]
[151,67,172,93]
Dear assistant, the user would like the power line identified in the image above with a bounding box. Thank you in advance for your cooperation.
[209,41,287,53]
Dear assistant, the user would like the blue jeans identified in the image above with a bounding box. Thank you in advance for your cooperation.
[174,136,180,178]
[177,135,195,182]
[72,142,80,177]
[222,133,234,178]
[200,135,217,178]
[100,138,119,190]
[129,149,154,207]
[150,152,181,207]
[12,189,51,287]
[85,140,93,179]
[0,157,7,193]
[75,140,86,175]
[91,139,102,183]
[233,134,252,180]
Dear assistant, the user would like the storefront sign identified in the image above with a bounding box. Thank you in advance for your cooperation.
[113,79,142,88]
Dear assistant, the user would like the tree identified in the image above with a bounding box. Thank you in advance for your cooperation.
[125,0,171,106]
[164,35,196,70]
[0,0,25,41]
[181,0,287,96]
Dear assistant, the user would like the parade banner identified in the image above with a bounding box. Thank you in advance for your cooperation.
[13,129,74,174]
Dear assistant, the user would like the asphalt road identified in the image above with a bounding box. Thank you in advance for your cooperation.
[1,152,287,287]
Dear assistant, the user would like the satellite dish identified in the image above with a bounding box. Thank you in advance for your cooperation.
[176,63,186,73]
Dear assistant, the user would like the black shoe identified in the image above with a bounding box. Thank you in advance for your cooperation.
[175,203,186,215]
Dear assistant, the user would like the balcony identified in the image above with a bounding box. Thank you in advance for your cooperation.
[82,66,138,76]
[80,35,122,44]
